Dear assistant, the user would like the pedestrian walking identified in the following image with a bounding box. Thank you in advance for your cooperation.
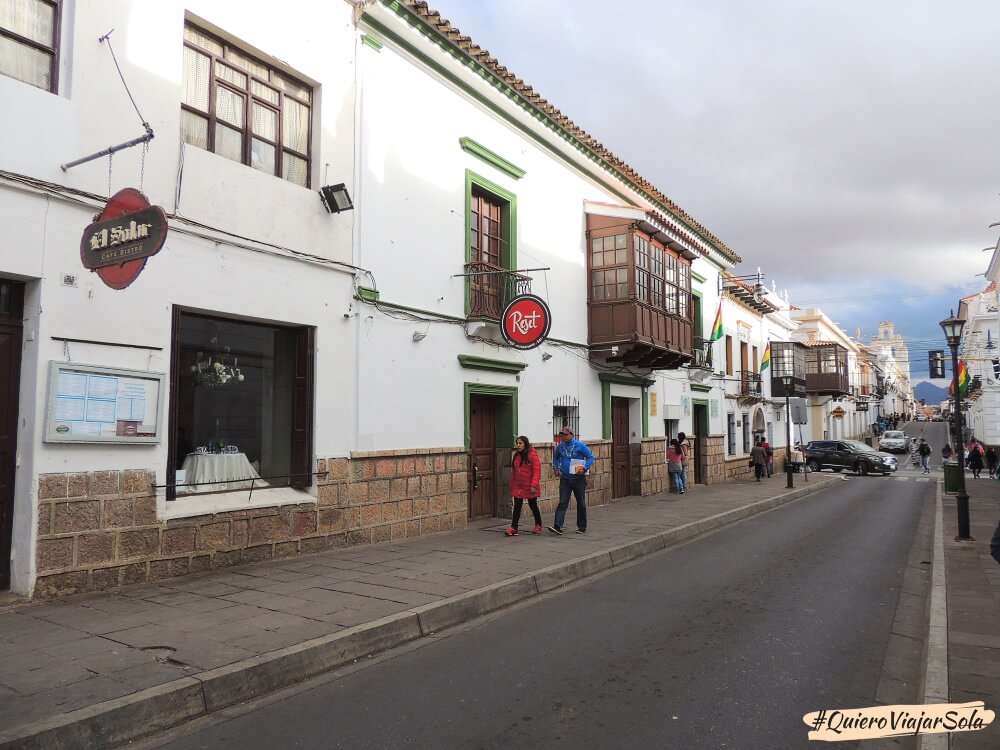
[918,438,931,474]
[750,437,768,482]
[667,438,687,494]
[987,447,998,479]
[763,438,774,477]
[548,426,595,535]
[506,436,542,537]
[942,444,953,462]
[969,443,984,479]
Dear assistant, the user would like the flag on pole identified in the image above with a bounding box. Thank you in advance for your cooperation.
[760,342,771,372]
[709,301,724,341]
[949,359,970,396]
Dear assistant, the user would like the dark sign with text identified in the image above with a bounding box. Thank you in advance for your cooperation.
[501,294,551,350]
[81,188,167,289]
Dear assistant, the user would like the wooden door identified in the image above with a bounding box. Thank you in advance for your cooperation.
[468,395,497,519]
[611,397,630,499]
[0,281,23,590]
[693,403,708,484]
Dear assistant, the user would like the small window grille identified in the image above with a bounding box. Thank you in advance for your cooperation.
[553,395,580,437]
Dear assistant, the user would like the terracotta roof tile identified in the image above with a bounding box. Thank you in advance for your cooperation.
[397,0,741,264]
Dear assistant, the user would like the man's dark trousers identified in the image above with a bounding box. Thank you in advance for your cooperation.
[555,474,587,531]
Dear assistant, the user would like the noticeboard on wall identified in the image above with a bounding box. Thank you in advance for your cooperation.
[44,362,164,444]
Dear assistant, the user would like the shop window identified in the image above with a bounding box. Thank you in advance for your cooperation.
[181,21,312,186]
[169,312,314,498]
[0,0,60,92]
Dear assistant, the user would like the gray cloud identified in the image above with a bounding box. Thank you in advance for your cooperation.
[429,0,1000,293]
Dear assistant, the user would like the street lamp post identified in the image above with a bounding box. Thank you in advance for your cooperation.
[940,312,972,540]
[783,375,794,489]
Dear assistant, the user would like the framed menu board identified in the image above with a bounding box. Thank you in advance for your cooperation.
[44,362,164,444]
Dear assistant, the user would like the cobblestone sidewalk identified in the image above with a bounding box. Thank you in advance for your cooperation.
[0,475,833,737]
[941,479,1000,750]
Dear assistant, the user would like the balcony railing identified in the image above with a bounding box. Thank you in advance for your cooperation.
[465,262,531,320]
[740,371,763,398]
[691,336,713,369]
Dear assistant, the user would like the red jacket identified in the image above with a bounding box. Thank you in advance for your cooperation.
[510,448,541,498]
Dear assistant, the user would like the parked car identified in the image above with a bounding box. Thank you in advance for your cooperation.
[915,415,927,422]
[804,440,898,475]
[878,430,908,453]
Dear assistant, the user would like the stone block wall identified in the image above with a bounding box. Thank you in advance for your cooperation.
[34,446,469,599]
[640,438,667,496]
[703,436,727,484]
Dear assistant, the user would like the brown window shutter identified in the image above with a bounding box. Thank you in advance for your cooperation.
[725,336,733,375]
[290,326,315,489]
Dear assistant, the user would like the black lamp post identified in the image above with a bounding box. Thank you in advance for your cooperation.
[782,374,794,489]
[940,311,972,540]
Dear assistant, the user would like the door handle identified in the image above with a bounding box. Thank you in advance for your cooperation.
[472,463,479,490]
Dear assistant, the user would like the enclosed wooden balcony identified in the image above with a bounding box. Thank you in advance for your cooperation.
[769,341,807,397]
[805,342,850,396]
[587,214,695,369]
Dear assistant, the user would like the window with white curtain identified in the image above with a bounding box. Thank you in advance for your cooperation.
[181,22,312,186]
[0,0,60,93]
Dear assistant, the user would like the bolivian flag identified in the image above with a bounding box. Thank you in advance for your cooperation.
[949,360,970,396]
[760,343,771,372]
[709,301,724,341]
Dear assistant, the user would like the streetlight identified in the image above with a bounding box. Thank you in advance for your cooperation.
[782,375,794,489]
[940,311,972,540]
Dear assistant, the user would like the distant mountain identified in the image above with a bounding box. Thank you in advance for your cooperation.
[914,381,948,404]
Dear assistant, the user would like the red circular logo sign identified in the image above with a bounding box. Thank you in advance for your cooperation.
[501,294,551,350]
[80,188,167,290]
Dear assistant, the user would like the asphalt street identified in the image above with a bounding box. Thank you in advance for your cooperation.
[148,456,934,750]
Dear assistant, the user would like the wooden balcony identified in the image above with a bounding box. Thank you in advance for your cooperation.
[589,300,692,368]
[805,342,850,396]
[465,262,531,321]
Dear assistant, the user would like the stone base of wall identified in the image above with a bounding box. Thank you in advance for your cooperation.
[640,438,667,496]
[703,435,727,484]
[35,446,470,599]
[722,447,788,482]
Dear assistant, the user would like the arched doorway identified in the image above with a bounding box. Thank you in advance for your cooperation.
[751,407,766,441]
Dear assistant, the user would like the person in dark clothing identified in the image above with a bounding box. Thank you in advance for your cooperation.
[942,444,953,462]
[987,447,999,479]
[991,521,1000,565]
[968,444,984,479]
[918,439,932,474]
[750,438,768,482]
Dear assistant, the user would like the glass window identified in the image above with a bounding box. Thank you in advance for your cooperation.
[590,234,629,301]
[172,314,312,497]
[0,0,59,92]
[181,22,312,185]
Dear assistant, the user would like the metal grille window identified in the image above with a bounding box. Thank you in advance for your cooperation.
[742,414,750,453]
[181,22,312,186]
[591,233,628,301]
[0,0,60,92]
[727,413,736,456]
[553,396,580,437]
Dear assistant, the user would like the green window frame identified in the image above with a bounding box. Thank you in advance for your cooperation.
[464,169,517,317]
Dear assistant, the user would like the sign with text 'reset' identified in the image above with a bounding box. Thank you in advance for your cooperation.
[501,294,551,350]
[80,188,167,290]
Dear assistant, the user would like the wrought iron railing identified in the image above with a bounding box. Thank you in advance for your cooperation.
[465,261,531,320]
[740,371,763,398]
[692,336,713,368]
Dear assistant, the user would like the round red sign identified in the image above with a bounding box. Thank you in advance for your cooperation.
[501,294,551,350]
[80,188,167,290]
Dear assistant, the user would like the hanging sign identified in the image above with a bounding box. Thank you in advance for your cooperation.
[80,188,167,290]
[501,294,551,350]
[830,406,846,418]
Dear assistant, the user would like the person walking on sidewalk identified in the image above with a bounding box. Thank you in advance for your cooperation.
[918,438,932,474]
[987,446,998,479]
[763,438,774,478]
[548,427,595,535]
[969,441,985,479]
[750,437,768,482]
[506,436,542,537]
[667,438,687,494]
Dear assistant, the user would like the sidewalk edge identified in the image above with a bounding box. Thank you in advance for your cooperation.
[0,478,832,750]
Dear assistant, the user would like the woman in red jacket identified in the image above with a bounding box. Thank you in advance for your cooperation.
[506,435,543,536]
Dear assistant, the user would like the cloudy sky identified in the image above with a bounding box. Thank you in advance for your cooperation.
[429,0,1000,381]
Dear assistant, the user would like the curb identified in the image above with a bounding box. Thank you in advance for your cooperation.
[917,480,949,750]
[0,478,833,750]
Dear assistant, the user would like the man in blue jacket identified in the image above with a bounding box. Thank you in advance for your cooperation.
[549,426,595,535]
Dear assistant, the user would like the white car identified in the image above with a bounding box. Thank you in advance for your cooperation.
[879,430,908,453]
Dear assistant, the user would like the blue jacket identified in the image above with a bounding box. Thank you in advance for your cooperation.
[553,438,595,476]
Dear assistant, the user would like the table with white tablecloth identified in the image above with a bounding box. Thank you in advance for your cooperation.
[179,452,267,493]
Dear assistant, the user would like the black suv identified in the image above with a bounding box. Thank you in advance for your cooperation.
[804,440,897,476]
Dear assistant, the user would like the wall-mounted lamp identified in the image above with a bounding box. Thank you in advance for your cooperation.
[319,183,354,214]
[541,352,553,361]
[412,331,427,342]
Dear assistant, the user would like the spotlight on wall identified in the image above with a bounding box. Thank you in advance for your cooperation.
[319,183,354,213]
[541,352,553,361]
[412,331,427,342]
